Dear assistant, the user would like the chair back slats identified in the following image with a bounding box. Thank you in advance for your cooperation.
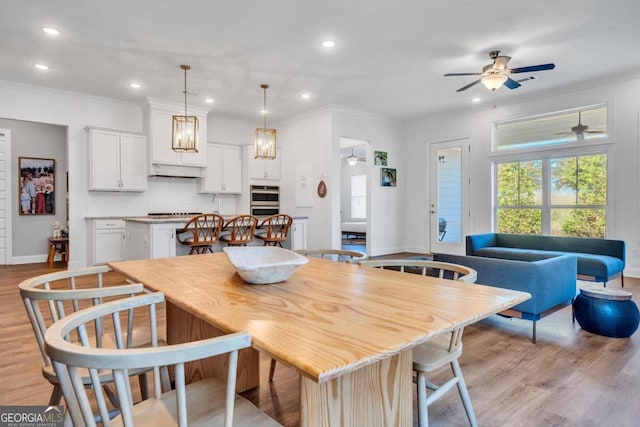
[221,215,259,246]
[255,214,293,247]
[176,214,225,254]
[358,259,477,283]
[45,293,263,427]
[295,248,367,263]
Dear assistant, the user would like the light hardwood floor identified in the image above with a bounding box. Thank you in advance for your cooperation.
[2,262,639,426]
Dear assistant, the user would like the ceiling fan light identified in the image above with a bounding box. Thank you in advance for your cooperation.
[347,154,358,166]
[481,74,508,91]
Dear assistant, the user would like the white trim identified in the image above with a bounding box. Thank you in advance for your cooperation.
[0,128,11,265]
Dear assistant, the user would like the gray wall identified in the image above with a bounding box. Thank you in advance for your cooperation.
[0,118,67,258]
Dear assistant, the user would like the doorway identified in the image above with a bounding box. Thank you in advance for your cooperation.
[340,137,368,254]
[429,139,470,255]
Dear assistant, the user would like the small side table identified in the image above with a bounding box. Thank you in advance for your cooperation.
[47,237,69,268]
[574,285,640,338]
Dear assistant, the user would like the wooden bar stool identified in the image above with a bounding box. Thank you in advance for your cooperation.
[47,237,69,268]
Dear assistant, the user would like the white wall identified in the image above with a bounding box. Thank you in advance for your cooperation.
[403,75,640,276]
[278,108,333,249]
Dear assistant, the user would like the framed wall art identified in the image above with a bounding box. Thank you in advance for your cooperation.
[19,157,55,215]
[381,167,397,187]
[374,151,388,166]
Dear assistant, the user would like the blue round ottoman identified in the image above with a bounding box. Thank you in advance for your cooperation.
[573,286,640,338]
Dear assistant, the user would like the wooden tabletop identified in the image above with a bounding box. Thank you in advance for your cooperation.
[109,253,530,383]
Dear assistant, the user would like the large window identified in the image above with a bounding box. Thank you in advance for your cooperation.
[351,174,366,219]
[496,153,607,237]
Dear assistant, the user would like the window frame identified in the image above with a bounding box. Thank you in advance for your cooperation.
[350,174,367,220]
[492,145,611,236]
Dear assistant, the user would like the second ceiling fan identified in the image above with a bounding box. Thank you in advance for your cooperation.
[445,50,555,92]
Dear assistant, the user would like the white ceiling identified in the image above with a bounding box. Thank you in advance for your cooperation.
[3,1,640,123]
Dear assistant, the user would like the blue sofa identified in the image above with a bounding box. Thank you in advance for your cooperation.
[466,233,625,286]
[433,252,578,342]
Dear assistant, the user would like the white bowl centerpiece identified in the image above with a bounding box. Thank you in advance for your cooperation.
[223,246,309,284]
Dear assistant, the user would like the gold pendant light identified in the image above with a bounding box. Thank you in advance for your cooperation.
[254,84,276,160]
[172,64,199,152]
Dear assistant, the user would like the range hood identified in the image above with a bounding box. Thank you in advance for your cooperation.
[148,164,203,178]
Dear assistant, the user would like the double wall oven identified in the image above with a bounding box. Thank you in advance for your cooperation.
[250,185,280,216]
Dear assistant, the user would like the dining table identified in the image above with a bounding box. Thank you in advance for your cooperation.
[109,253,530,427]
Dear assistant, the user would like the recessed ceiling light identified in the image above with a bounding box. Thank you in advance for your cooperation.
[260,109,268,114]
[129,82,142,89]
[300,93,311,100]
[205,98,214,104]
[42,27,60,36]
[34,63,49,71]
[322,40,336,48]
[471,97,481,103]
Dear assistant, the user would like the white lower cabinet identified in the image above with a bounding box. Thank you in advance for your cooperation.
[125,221,183,260]
[289,218,307,250]
[91,219,126,265]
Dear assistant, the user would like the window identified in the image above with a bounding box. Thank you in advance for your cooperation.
[351,174,366,219]
[494,105,608,151]
[496,153,607,237]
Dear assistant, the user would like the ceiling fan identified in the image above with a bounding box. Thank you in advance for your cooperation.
[444,50,555,92]
[556,112,606,139]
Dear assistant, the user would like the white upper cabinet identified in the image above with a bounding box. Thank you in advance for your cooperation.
[143,98,209,168]
[87,127,147,191]
[199,143,242,194]
[247,146,282,181]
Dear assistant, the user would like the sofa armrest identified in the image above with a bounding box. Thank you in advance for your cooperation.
[466,233,497,255]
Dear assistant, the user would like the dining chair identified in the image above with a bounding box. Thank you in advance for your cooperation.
[358,259,478,427]
[255,214,293,247]
[220,215,259,246]
[18,266,165,408]
[294,248,367,263]
[176,213,225,254]
[45,292,282,427]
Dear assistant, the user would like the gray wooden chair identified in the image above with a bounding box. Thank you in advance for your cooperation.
[18,265,159,409]
[294,248,367,263]
[358,259,478,427]
[45,292,281,427]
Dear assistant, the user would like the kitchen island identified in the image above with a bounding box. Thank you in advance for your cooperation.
[122,214,308,260]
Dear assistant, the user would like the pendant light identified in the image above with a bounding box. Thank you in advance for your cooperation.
[254,84,276,160]
[172,64,199,152]
[347,148,358,166]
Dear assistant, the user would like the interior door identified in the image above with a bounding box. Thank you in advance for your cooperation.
[429,139,469,255]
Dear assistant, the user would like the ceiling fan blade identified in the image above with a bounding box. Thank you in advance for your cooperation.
[444,72,483,76]
[503,77,522,90]
[456,79,482,92]
[509,63,556,73]
[584,130,606,134]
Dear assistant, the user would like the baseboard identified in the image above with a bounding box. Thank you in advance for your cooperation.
[9,254,48,264]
